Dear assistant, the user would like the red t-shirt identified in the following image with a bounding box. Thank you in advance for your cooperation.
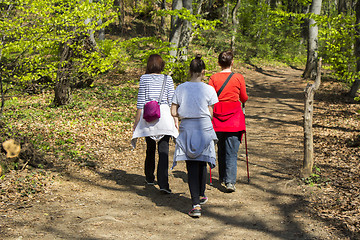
[209,72,248,103]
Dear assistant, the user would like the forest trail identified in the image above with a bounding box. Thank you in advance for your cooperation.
[2,66,345,240]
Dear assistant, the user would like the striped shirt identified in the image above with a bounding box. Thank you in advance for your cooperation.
[136,74,175,109]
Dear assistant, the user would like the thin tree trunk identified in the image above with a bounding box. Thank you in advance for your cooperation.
[349,80,360,97]
[98,18,105,41]
[337,0,347,14]
[188,0,204,46]
[303,0,322,79]
[225,3,229,23]
[113,0,124,33]
[197,0,204,15]
[161,0,167,34]
[85,0,99,50]
[270,0,276,9]
[53,41,73,106]
[169,0,183,59]
[0,76,4,118]
[349,1,360,97]
[231,0,241,52]
[302,58,322,178]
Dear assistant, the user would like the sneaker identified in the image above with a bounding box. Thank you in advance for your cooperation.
[188,207,201,218]
[145,180,154,185]
[159,188,172,194]
[200,196,208,205]
[225,183,236,192]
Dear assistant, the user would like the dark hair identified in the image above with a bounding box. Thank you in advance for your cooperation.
[190,54,206,73]
[146,54,165,74]
[218,51,233,68]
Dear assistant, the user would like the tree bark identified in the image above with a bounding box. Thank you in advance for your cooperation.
[196,0,204,15]
[270,0,276,10]
[0,76,4,118]
[349,0,360,97]
[225,2,229,24]
[302,58,322,178]
[53,40,73,106]
[113,0,124,32]
[85,0,99,50]
[337,0,347,14]
[169,0,193,61]
[161,0,167,34]
[303,0,322,79]
[231,0,241,52]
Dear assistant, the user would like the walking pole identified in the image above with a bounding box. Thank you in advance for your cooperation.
[244,131,250,183]
[243,103,250,183]
[209,167,213,186]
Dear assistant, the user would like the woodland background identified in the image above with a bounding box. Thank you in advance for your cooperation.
[0,0,359,239]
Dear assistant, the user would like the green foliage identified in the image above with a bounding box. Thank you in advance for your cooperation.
[302,165,330,187]
[234,2,306,63]
[119,37,172,62]
[2,80,138,164]
[0,0,118,86]
[297,0,312,6]
[133,0,154,16]
[165,58,192,83]
[317,13,359,84]
[156,8,220,38]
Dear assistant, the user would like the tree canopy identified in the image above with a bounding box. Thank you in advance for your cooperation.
[1,0,359,104]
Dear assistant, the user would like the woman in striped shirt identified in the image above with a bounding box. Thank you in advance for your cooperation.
[132,54,179,194]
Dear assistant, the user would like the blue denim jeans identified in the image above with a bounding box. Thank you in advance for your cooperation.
[216,132,242,185]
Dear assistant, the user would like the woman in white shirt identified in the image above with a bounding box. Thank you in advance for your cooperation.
[171,55,218,217]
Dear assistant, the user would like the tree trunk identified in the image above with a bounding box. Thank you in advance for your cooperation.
[85,0,99,50]
[113,0,124,33]
[225,3,229,24]
[169,0,193,61]
[349,80,360,97]
[161,0,167,34]
[303,0,322,79]
[302,58,322,178]
[337,0,347,14]
[231,0,241,52]
[349,1,360,98]
[270,0,276,10]
[98,18,105,41]
[196,0,204,15]
[53,41,73,106]
[0,76,4,118]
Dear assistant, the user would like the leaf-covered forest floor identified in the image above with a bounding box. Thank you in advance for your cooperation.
[0,64,359,239]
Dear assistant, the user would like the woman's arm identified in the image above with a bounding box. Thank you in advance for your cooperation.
[171,103,179,117]
[239,75,248,103]
[208,105,214,119]
[171,103,179,129]
[133,108,142,131]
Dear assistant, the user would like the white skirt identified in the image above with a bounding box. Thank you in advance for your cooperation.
[131,104,179,148]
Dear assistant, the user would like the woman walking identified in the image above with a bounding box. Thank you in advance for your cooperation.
[171,55,218,217]
[132,54,179,194]
[209,50,248,193]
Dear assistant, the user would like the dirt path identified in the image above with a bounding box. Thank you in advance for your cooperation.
[2,67,346,239]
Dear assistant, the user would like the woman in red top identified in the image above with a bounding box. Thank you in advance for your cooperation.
[209,51,248,192]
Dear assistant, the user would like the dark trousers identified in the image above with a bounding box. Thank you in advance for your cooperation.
[186,160,207,206]
[145,136,170,190]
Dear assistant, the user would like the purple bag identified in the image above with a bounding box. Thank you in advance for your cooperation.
[143,75,167,122]
[143,100,160,122]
